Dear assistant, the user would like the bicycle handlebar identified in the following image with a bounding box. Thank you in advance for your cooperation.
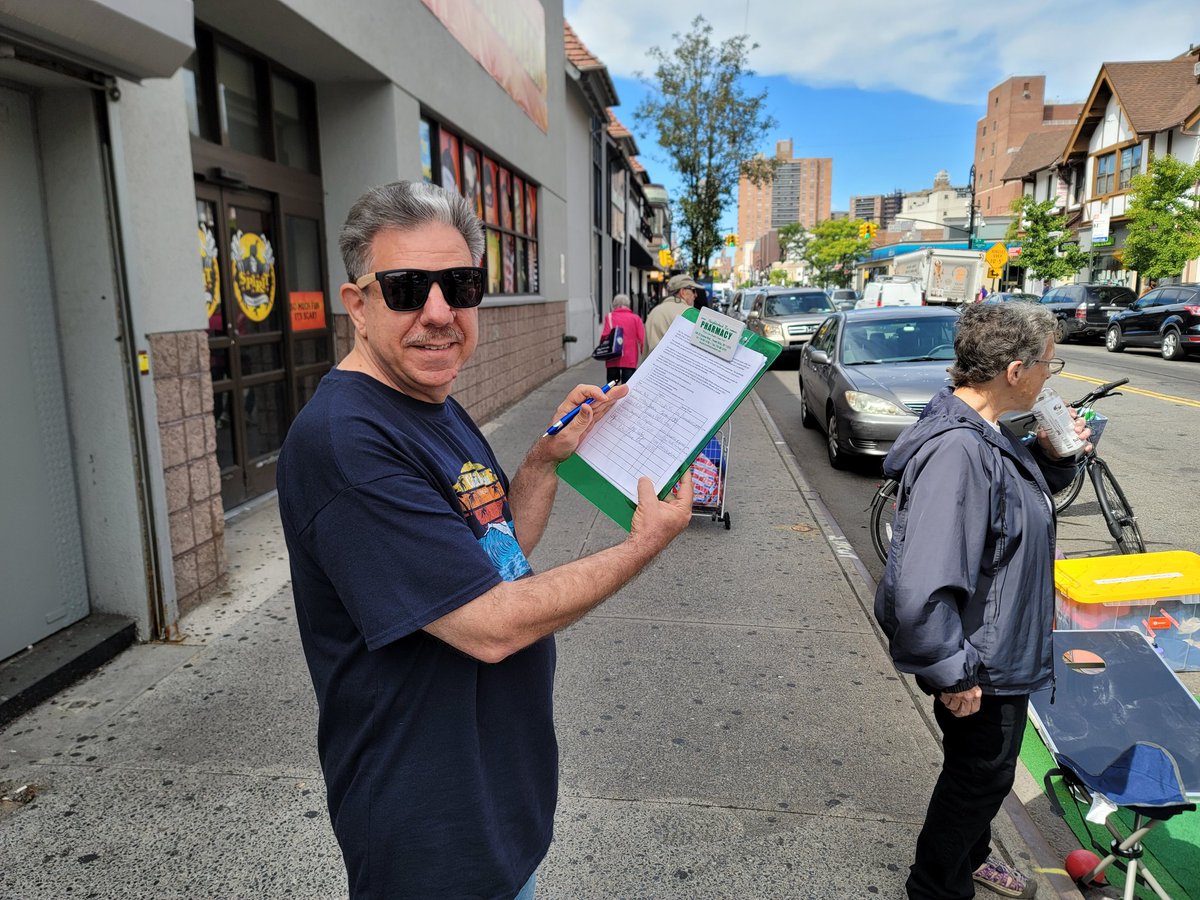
[1070,377,1129,408]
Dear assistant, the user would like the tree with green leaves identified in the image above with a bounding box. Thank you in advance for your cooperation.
[802,220,872,288]
[768,267,789,286]
[635,16,776,279]
[777,223,808,262]
[1005,195,1087,281]
[1122,155,1200,281]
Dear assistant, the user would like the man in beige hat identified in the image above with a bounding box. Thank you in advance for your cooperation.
[645,273,700,353]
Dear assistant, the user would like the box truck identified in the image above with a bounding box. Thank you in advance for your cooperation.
[889,248,986,306]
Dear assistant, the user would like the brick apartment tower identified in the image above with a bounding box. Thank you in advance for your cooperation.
[975,76,1082,215]
[737,139,832,270]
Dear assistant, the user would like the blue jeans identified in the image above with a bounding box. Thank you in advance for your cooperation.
[514,871,537,900]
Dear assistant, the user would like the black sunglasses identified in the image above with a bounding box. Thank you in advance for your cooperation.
[355,267,486,311]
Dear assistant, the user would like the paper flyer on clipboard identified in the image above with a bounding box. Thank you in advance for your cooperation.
[557,307,781,530]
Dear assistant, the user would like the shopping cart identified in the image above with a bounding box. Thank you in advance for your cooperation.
[687,420,732,530]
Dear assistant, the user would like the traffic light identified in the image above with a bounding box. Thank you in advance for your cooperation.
[724,233,738,247]
[658,248,674,268]
[858,222,869,239]
[867,222,878,239]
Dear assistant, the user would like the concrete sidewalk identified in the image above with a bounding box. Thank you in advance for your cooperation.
[0,360,1081,899]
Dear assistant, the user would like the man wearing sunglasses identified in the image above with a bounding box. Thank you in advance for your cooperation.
[277,181,693,900]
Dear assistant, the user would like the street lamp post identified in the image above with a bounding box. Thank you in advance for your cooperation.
[967,164,977,250]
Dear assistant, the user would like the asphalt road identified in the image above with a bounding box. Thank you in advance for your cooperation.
[754,340,1200,585]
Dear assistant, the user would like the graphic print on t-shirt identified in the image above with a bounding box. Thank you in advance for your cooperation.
[453,461,532,582]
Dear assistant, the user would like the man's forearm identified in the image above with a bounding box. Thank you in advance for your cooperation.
[507,440,560,555]
[423,533,665,663]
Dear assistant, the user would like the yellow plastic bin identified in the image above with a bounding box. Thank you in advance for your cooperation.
[1054,550,1200,672]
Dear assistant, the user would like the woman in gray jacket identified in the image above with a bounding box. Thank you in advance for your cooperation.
[874,303,1090,900]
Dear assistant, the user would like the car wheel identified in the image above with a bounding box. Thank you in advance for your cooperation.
[1162,328,1186,360]
[798,376,815,428]
[1054,319,1071,343]
[826,411,849,470]
[1106,324,1125,352]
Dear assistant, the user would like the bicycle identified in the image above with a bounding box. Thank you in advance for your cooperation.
[869,377,1144,563]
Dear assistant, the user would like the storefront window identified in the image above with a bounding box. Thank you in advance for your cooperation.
[272,74,315,172]
[217,44,267,158]
[426,116,540,295]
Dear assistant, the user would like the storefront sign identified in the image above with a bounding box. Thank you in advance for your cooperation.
[230,231,276,322]
[420,0,549,133]
[289,292,326,332]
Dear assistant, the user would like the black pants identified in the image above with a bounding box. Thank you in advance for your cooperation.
[606,366,636,385]
[906,693,1029,900]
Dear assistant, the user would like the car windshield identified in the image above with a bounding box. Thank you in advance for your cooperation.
[842,318,958,364]
[765,293,834,316]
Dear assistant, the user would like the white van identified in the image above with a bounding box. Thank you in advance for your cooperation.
[855,276,924,309]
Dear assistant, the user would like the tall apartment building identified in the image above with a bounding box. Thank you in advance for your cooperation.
[975,76,1082,215]
[737,139,832,240]
[849,190,904,229]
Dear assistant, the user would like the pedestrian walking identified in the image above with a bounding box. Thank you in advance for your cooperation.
[276,180,693,900]
[874,302,1091,900]
[645,273,700,353]
[601,293,644,384]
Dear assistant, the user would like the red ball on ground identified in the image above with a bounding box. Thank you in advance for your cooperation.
[1066,849,1106,884]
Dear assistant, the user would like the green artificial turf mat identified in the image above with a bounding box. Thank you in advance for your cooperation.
[1021,718,1199,898]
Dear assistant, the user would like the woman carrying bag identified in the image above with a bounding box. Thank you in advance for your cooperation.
[597,294,645,384]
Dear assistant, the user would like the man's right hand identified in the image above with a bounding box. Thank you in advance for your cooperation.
[939,685,982,717]
[628,472,693,557]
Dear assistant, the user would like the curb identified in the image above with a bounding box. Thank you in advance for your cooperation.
[750,391,1085,900]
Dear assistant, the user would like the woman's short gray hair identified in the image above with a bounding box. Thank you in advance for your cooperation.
[612,293,631,309]
[949,302,1057,387]
[338,181,484,281]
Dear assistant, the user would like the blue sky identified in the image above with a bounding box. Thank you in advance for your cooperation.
[563,0,1200,232]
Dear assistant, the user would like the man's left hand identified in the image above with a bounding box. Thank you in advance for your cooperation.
[537,382,630,463]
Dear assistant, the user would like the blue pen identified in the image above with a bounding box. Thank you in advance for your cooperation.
[545,380,619,436]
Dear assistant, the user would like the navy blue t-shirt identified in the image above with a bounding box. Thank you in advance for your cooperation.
[277,369,557,899]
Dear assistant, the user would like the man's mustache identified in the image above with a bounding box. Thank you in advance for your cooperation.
[405,327,465,346]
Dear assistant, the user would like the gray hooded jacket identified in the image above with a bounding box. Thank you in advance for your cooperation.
[873,387,1078,696]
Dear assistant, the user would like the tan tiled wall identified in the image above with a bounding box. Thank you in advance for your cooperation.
[149,331,225,618]
[330,301,567,421]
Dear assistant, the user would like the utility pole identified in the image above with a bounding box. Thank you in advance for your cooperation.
[967,164,977,250]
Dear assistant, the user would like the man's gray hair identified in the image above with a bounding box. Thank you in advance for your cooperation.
[612,293,631,309]
[949,302,1057,387]
[338,181,484,281]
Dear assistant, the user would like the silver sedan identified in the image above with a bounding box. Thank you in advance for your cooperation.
[798,308,959,469]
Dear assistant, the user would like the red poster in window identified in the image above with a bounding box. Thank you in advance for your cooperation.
[499,169,512,230]
[525,184,536,237]
[483,158,498,226]
[462,145,483,219]
[439,131,461,194]
[289,291,326,332]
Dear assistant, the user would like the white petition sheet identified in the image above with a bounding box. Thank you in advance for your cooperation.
[575,313,766,500]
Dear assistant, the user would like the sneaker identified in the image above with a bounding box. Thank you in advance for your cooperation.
[973,855,1038,898]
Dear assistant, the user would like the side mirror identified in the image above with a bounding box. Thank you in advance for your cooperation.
[809,349,830,365]
[748,310,760,320]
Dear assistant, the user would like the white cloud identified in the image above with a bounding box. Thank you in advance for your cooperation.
[564,0,1200,105]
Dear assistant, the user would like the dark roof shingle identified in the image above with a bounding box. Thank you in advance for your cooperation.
[1105,59,1200,134]
[1001,128,1073,182]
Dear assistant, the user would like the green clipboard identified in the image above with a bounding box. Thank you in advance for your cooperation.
[557,307,782,531]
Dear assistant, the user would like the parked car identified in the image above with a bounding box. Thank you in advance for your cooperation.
[798,307,958,469]
[1106,283,1200,360]
[1038,284,1136,343]
[828,288,859,310]
[731,288,758,321]
[744,288,837,358]
[855,276,923,309]
[982,291,1040,305]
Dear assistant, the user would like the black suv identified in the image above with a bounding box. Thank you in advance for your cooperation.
[1106,283,1200,360]
[1039,284,1136,343]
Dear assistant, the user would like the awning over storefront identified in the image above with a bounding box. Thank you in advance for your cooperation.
[0,0,194,81]
[628,236,658,270]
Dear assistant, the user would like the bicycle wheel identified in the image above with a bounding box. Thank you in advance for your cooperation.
[1053,466,1086,514]
[870,478,900,564]
[1091,458,1145,554]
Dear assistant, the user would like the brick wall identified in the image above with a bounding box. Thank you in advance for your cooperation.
[149,331,225,618]
[330,301,567,422]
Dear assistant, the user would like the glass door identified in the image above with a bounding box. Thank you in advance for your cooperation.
[198,185,290,507]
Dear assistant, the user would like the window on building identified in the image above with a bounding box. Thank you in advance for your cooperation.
[1118,144,1142,190]
[425,117,539,296]
[1094,152,1116,196]
[185,26,319,174]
